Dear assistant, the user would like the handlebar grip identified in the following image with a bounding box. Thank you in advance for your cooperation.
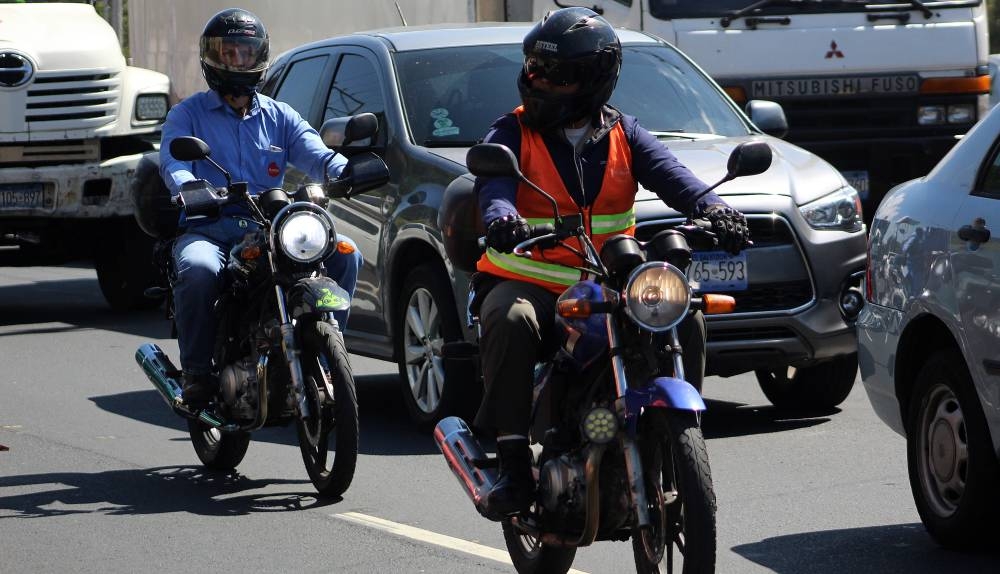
[530,223,555,237]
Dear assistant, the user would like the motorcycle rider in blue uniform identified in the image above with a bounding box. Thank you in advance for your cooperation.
[160,8,362,406]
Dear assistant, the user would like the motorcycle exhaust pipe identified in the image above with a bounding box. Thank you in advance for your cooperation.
[136,343,185,407]
[434,416,497,515]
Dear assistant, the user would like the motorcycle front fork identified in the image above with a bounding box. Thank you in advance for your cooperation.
[607,315,685,529]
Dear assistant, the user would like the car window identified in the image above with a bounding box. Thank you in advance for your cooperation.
[976,141,1000,199]
[272,55,329,125]
[323,54,386,146]
[394,43,749,147]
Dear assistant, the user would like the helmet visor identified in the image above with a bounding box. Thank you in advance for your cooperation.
[523,55,585,87]
[202,36,268,73]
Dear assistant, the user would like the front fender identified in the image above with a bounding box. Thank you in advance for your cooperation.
[624,377,706,436]
[288,277,351,317]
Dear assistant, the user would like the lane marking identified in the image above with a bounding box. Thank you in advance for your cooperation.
[333,511,589,573]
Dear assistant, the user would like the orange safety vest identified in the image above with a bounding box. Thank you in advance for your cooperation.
[477,107,638,294]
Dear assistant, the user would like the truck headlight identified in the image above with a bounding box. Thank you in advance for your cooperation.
[135,94,169,122]
[799,187,863,231]
[623,262,691,332]
[278,211,333,263]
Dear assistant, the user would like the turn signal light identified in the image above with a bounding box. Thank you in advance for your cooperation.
[336,241,356,254]
[920,75,990,95]
[703,294,736,315]
[723,86,747,104]
[240,245,261,260]
[558,298,592,318]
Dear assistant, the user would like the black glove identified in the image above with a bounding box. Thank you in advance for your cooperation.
[702,204,750,255]
[485,213,531,253]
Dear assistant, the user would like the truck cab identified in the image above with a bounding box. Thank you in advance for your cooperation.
[0,2,170,309]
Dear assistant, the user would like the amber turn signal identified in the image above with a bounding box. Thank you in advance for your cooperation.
[703,294,736,315]
[557,298,592,318]
[240,245,262,260]
[336,240,356,254]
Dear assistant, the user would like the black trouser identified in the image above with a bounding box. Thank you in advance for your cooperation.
[473,278,707,436]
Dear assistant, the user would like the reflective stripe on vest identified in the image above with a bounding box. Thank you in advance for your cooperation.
[476,107,637,293]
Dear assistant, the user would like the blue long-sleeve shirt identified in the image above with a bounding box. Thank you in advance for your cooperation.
[160,90,347,221]
[477,107,725,226]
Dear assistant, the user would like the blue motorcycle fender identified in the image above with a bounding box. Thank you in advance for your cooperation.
[623,377,706,436]
[288,277,351,315]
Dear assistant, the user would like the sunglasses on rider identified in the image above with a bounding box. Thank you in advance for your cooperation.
[523,55,584,87]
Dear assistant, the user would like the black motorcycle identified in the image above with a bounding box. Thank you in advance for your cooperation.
[134,113,388,498]
[435,140,771,573]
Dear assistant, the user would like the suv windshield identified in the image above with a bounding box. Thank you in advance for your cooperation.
[649,0,981,19]
[394,43,749,146]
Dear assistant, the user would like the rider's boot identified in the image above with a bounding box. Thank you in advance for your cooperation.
[181,372,217,408]
[482,437,535,521]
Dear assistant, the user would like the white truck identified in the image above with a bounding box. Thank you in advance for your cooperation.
[0,2,170,309]
[534,0,990,218]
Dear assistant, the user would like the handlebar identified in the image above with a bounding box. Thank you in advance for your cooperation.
[476,223,557,255]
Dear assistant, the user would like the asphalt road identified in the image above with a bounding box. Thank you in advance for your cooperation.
[2,261,998,573]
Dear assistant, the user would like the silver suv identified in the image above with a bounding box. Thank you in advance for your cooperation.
[256,23,867,425]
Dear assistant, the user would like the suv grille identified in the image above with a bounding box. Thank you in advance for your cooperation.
[26,69,120,131]
[635,215,814,314]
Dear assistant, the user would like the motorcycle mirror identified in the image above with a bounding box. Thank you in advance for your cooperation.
[320,113,379,149]
[169,136,212,161]
[466,143,522,179]
[725,141,772,179]
[325,152,390,199]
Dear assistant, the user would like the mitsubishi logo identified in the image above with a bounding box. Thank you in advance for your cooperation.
[825,41,844,59]
[0,51,34,88]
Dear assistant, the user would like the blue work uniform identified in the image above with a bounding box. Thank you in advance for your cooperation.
[160,90,362,375]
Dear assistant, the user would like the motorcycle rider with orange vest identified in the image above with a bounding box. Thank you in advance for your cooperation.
[473,7,751,520]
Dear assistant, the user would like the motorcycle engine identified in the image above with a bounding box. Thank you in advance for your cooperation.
[539,452,586,518]
[219,356,259,420]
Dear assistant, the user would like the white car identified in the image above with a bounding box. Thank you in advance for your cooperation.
[858,102,1000,548]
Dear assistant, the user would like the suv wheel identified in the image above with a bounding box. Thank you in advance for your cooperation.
[755,352,858,411]
[394,264,467,428]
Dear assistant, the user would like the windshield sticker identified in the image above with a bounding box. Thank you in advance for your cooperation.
[431,109,460,137]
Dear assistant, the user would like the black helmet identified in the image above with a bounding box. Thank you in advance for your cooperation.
[199,8,269,97]
[517,7,622,132]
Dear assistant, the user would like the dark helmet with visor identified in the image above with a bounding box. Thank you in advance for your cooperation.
[518,7,622,132]
[200,8,269,97]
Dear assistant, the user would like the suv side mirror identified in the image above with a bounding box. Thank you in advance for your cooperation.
[320,113,379,149]
[746,100,788,139]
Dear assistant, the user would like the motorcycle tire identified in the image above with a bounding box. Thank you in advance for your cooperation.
[188,422,251,471]
[296,319,359,498]
[633,410,716,574]
[501,521,576,574]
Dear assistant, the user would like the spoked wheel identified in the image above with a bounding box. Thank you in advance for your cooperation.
[296,320,359,498]
[501,519,577,574]
[633,411,716,574]
[188,421,251,471]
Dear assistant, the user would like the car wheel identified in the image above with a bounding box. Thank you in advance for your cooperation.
[907,349,1000,549]
[394,264,469,428]
[755,352,857,411]
[95,219,163,312]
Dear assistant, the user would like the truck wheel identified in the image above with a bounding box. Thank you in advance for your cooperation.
[755,352,858,411]
[95,219,162,311]
[394,264,473,429]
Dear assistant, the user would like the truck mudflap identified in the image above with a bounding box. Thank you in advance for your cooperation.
[0,152,143,218]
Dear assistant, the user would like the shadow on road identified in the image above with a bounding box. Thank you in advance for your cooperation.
[89,372,439,458]
[0,465,342,518]
[731,523,1000,573]
[701,398,836,440]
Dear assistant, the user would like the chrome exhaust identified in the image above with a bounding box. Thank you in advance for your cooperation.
[136,343,184,408]
[434,416,497,515]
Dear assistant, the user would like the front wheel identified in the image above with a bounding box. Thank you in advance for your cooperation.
[907,349,1000,549]
[188,423,251,471]
[633,411,716,574]
[296,320,359,498]
[755,352,858,411]
[501,521,577,574]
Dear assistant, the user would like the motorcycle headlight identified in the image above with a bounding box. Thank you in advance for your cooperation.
[623,262,691,332]
[277,211,333,263]
[799,186,863,231]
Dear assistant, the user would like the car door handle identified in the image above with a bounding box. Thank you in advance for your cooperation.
[958,224,991,244]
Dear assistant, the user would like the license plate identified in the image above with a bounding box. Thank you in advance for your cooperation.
[750,75,919,99]
[0,182,44,209]
[689,251,748,292]
[841,170,870,201]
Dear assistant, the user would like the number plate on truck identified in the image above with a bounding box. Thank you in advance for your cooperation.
[0,183,44,209]
[688,251,748,292]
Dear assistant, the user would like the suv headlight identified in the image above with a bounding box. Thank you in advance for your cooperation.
[277,211,333,263]
[799,186,863,231]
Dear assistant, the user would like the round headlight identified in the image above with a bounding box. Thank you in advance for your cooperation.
[623,262,691,331]
[278,211,332,263]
